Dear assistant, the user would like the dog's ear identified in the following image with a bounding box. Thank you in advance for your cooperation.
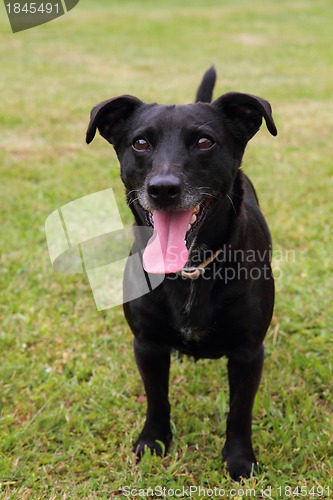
[86,95,143,145]
[213,92,277,141]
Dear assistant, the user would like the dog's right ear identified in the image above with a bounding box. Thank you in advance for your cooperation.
[86,95,143,145]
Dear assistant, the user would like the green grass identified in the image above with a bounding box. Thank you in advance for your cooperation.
[1,0,332,497]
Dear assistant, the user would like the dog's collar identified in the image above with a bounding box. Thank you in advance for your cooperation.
[177,249,222,280]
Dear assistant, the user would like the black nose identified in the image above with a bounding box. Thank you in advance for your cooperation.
[147,174,182,206]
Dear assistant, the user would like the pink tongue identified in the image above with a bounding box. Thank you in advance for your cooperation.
[143,210,193,274]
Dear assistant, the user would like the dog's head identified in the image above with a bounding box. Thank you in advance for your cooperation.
[86,90,277,273]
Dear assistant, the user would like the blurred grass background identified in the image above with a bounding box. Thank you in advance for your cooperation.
[0,0,332,497]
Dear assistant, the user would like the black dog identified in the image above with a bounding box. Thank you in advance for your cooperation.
[86,67,277,481]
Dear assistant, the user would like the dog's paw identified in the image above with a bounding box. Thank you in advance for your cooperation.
[225,455,258,482]
[132,427,172,461]
[222,444,258,481]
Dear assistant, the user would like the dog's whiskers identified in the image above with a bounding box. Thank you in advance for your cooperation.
[198,120,214,129]
[127,189,140,207]
[198,189,220,203]
[226,194,238,216]
[128,197,139,207]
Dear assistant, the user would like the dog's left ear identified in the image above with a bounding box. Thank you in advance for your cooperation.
[86,95,143,145]
[213,92,277,141]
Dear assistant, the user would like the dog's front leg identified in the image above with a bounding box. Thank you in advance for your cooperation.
[222,344,264,481]
[132,338,172,459]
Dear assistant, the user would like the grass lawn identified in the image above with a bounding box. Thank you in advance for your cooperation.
[0,0,332,497]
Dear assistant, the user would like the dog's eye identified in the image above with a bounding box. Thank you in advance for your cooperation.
[197,137,214,150]
[132,138,149,152]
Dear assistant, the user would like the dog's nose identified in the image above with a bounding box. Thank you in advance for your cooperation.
[147,174,182,206]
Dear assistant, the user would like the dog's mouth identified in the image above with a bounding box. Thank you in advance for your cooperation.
[142,197,212,274]
[146,200,208,235]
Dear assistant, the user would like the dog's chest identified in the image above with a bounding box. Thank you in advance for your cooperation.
[183,280,197,315]
[168,279,214,343]
[179,326,208,343]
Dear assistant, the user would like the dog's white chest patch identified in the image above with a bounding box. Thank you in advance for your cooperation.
[183,280,197,314]
[184,292,195,316]
[180,327,206,343]
[178,281,208,342]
